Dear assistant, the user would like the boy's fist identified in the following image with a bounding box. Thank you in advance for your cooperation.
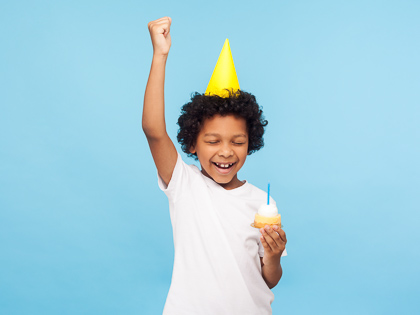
[148,16,172,56]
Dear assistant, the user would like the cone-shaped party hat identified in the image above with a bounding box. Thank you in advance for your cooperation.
[205,39,240,98]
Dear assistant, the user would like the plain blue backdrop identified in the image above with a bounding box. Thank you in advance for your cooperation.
[1,0,419,314]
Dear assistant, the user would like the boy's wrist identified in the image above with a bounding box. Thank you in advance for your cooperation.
[263,256,281,267]
[152,53,169,61]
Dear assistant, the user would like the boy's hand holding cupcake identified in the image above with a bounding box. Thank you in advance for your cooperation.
[260,225,287,288]
[260,225,287,265]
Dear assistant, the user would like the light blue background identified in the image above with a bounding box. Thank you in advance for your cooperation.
[1,1,419,314]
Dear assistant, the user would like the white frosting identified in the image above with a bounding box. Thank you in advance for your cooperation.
[257,204,278,217]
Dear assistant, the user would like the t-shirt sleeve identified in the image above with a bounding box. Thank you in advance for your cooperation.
[258,240,264,257]
[157,151,192,203]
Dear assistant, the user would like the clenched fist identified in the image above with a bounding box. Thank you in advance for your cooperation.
[148,16,172,56]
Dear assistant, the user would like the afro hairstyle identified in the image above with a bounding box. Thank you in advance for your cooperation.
[177,89,268,160]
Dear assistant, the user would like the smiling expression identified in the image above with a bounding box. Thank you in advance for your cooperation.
[189,114,249,190]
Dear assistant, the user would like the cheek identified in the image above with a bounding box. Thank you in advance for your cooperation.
[241,145,249,155]
[237,148,248,162]
[196,147,214,161]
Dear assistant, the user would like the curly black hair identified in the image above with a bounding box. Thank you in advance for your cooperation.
[177,89,268,160]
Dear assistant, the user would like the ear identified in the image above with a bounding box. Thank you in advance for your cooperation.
[189,145,196,154]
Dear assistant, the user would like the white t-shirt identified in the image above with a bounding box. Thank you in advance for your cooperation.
[158,153,286,315]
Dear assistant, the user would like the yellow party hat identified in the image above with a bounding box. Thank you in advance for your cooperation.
[205,39,240,97]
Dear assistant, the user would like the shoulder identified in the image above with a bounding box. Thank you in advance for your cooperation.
[174,152,202,176]
[158,152,202,191]
[245,182,276,205]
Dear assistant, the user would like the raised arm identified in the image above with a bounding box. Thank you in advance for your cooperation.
[143,17,177,186]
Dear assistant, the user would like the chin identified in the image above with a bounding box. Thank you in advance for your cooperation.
[204,170,232,184]
[214,177,232,184]
[212,172,237,184]
[201,163,240,186]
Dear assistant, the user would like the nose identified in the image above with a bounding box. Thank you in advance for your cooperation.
[218,142,234,158]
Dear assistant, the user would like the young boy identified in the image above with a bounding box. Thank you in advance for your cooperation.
[143,17,287,314]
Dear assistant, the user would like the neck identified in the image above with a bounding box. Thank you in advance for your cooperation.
[200,169,244,190]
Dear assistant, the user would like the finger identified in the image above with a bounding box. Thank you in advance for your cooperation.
[149,26,170,39]
[273,225,286,242]
[265,225,283,244]
[149,17,170,26]
[274,227,287,243]
[154,16,171,23]
[149,22,171,33]
[161,23,171,36]
[148,18,171,33]
[261,227,278,251]
[260,235,272,253]
[152,17,172,29]
[153,20,171,28]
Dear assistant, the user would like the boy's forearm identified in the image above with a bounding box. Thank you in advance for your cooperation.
[262,259,283,289]
[142,55,168,138]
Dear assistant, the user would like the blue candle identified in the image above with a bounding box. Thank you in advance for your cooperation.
[267,182,270,205]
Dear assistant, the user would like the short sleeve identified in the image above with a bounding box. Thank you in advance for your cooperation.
[157,152,183,198]
[258,240,264,257]
[157,152,197,204]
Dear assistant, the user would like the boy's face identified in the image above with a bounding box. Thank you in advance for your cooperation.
[190,114,248,190]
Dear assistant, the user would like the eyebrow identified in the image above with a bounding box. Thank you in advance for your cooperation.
[203,133,247,138]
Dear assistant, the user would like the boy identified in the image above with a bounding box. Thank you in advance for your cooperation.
[143,17,287,314]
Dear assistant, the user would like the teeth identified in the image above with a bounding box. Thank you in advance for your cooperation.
[215,162,234,169]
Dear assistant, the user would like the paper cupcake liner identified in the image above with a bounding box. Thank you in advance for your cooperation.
[251,223,284,229]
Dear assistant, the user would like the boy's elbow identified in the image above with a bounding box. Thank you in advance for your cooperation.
[142,116,167,137]
[142,123,152,136]
[142,120,155,136]
[267,279,280,289]
[262,264,283,289]
[264,277,280,289]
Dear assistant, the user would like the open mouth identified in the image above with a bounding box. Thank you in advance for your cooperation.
[212,162,236,174]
